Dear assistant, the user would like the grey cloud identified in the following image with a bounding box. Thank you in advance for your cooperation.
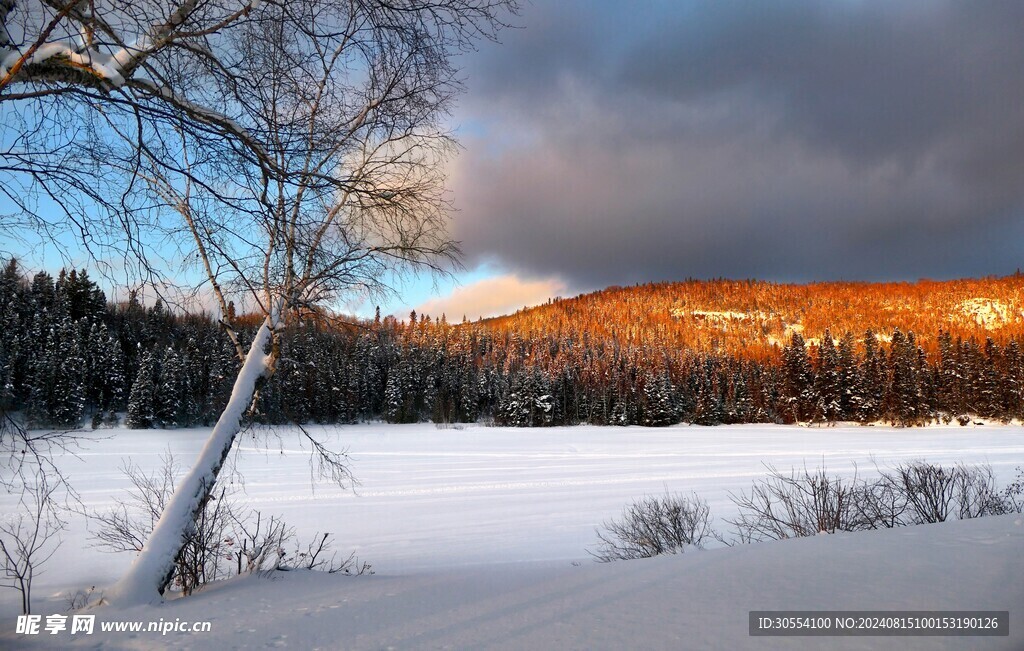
[450,0,1024,289]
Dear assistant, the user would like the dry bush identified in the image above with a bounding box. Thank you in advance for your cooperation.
[91,453,369,595]
[1000,467,1024,514]
[591,493,717,562]
[285,533,372,576]
[851,478,908,530]
[727,464,865,542]
[0,470,63,613]
[877,461,1005,524]
[90,455,240,595]
[952,463,1006,519]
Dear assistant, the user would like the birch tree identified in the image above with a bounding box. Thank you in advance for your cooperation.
[2,0,515,604]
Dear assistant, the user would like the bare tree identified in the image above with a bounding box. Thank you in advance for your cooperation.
[12,0,515,595]
[3,0,515,605]
[0,1,253,261]
[0,465,63,613]
[97,3,515,604]
[0,408,81,613]
[590,493,717,562]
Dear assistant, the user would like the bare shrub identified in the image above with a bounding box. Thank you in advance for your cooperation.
[879,461,960,524]
[875,461,1006,524]
[1000,467,1024,514]
[952,464,1005,519]
[591,493,717,562]
[91,453,368,595]
[90,454,238,595]
[0,469,63,614]
[284,533,372,576]
[851,477,908,530]
[728,464,864,542]
[64,586,97,612]
[227,510,293,577]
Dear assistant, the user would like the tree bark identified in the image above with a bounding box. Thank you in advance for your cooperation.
[106,315,276,605]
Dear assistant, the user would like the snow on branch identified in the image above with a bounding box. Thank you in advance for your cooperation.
[1,0,261,90]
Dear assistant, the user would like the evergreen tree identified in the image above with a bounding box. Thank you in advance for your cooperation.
[641,370,677,426]
[936,330,964,419]
[1003,340,1024,420]
[52,318,86,427]
[836,331,859,419]
[56,268,106,323]
[126,351,159,429]
[0,259,24,409]
[813,329,841,422]
[782,332,815,422]
[155,347,196,427]
[24,313,55,426]
[979,338,1004,418]
[855,330,885,422]
[383,361,407,423]
[886,329,923,426]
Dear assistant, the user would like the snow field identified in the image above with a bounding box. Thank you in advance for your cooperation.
[0,422,1021,649]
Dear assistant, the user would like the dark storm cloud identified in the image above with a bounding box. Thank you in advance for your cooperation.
[449,0,1024,289]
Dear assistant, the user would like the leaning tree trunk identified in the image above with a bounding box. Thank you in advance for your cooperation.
[106,314,278,605]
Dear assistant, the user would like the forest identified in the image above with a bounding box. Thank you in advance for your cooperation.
[2,259,1024,430]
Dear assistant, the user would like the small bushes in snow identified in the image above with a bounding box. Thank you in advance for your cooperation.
[881,461,1005,524]
[591,493,718,562]
[729,461,1016,543]
[1001,466,1024,513]
[89,453,370,597]
[728,465,864,542]
[596,460,1022,560]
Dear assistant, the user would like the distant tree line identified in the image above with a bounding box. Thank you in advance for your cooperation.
[2,260,1022,430]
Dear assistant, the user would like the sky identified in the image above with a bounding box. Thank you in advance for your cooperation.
[4,1,1024,321]
[400,0,1024,320]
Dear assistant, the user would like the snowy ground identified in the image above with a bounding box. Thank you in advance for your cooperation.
[1,422,1022,649]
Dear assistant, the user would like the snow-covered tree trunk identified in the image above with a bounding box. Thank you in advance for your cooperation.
[106,312,278,605]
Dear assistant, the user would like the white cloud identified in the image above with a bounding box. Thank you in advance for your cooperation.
[413,273,568,321]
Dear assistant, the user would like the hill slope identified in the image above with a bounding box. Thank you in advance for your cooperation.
[479,275,1024,358]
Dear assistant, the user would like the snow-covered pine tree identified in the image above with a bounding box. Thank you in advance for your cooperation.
[156,347,196,428]
[642,370,677,426]
[50,316,86,428]
[126,351,159,429]
[836,331,859,420]
[813,329,841,423]
[56,268,106,323]
[24,313,54,427]
[885,329,921,426]
[782,332,815,423]
[980,338,1004,419]
[85,322,126,414]
[857,330,885,422]
[1003,340,1024,420]
[936,330,963,419]
[731,368,754,423]
[0,259,24,410]
[383,361,407,423]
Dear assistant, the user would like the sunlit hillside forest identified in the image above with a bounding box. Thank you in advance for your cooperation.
[3,259,1024,430]
[486,276,1024,358]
